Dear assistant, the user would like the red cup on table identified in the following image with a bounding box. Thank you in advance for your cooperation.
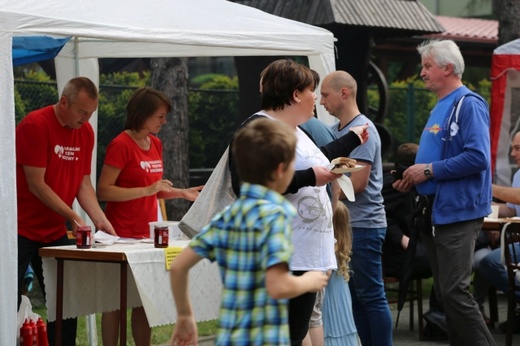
[76,226,92,249]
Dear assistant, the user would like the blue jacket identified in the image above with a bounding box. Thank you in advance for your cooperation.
[429,86,492,225]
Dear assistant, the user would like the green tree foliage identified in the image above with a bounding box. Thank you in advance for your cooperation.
[96,72,148,177]
[14,70,58,124]
[15,70,491,169]
[188,75,239,168]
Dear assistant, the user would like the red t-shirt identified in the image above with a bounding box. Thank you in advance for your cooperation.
[103,132,163,238]
[16,105,94,242]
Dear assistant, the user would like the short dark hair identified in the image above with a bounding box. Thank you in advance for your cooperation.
[394,143,419,167]
[232,118,296,186]
[260,59,315,111]
[61,77,98,103]
[125,87,172,131]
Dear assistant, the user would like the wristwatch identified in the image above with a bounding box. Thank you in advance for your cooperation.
[424,164,433,179]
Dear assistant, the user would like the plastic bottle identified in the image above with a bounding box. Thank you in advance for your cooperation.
[36,318,48,346]
[20,319,32,346]
[29,319,38,346]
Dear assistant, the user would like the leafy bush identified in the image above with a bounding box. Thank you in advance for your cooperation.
[14,70,58,124]
[96,72,147,177]
[188,75,239,168]
[15,70,492,168]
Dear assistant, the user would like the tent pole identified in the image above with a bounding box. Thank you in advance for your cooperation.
[74,37,79,76]
[65,40,98,346]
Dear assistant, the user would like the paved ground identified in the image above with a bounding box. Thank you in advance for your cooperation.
[158,294,512,346]
[390,293,509,345]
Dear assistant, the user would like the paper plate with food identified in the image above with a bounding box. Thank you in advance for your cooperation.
[329,157,365,173]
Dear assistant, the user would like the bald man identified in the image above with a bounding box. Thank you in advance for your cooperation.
[321,71,391,346]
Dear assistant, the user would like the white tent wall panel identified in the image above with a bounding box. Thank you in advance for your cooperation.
[0,32,18,346]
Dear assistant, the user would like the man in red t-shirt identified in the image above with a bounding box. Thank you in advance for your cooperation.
[16,77,116,346]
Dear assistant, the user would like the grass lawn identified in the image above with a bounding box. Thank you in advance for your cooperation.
[33,306,218,345]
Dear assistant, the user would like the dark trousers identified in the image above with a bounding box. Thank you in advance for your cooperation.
[18,234,77,346]
[288,271,317,346]
[422,219,496,346]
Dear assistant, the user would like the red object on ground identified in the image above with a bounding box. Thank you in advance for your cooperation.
[29,319,38,346]
[36,318,48,346]
[20,319,33,346]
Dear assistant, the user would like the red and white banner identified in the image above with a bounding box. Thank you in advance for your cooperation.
[490,38,520,186]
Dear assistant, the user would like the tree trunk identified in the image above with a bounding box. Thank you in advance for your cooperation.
[150,57,191,221]
[494,0,520,46]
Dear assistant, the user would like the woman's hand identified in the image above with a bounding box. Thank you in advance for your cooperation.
[350,124,369,144]
[182,185,204,202]
[312,166,342,186]
[147,179,174,196]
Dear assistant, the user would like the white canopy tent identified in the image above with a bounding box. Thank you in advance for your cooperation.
[0,0,336,343]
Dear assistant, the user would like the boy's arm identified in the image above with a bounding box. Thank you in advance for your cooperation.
[170,246,203,346]
[265,263,329,300]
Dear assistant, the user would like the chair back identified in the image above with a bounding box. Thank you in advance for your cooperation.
[500,222,520,346]
[501,223,520,287]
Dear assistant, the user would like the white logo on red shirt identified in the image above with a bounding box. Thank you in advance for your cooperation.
[140,160,163,174]
[54,145,80,161]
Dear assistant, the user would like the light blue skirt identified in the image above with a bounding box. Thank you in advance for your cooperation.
[322,271,360,346]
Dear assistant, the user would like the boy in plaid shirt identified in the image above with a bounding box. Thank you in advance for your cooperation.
[170,118,330,346]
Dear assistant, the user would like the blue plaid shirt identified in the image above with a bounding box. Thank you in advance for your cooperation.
[191,182,296,345]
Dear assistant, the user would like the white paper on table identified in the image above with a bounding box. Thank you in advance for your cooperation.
[93,230,119,245]
[115,237,140,244]
[337,175,355,202]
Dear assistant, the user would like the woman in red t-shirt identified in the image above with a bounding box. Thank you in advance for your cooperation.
[97,87,202,346]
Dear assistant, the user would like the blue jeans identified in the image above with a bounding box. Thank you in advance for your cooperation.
[479,245,520,301]
[348,227,392,346]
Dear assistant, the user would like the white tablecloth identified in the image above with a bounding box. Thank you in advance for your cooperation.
[41,241,222,327]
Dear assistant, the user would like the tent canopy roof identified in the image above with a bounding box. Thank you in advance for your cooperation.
[1,0,335,59]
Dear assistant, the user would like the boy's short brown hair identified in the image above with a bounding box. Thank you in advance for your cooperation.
[232,118,296,186]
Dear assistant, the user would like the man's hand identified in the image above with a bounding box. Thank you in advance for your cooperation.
[393,163,430,192]
[95,219,117,236]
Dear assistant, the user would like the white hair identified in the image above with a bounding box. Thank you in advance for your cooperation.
[417,39,465,79]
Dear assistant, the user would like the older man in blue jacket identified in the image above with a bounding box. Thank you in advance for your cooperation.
[394,39,495,346]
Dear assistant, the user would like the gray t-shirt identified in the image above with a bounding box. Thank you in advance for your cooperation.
[331,114,387,228]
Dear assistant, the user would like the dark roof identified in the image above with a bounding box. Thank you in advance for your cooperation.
[231,0,445,35]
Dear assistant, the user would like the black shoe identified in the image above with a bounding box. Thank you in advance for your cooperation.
[423,309,448,333]
[499,313,520,334]
[423,322,449,341]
